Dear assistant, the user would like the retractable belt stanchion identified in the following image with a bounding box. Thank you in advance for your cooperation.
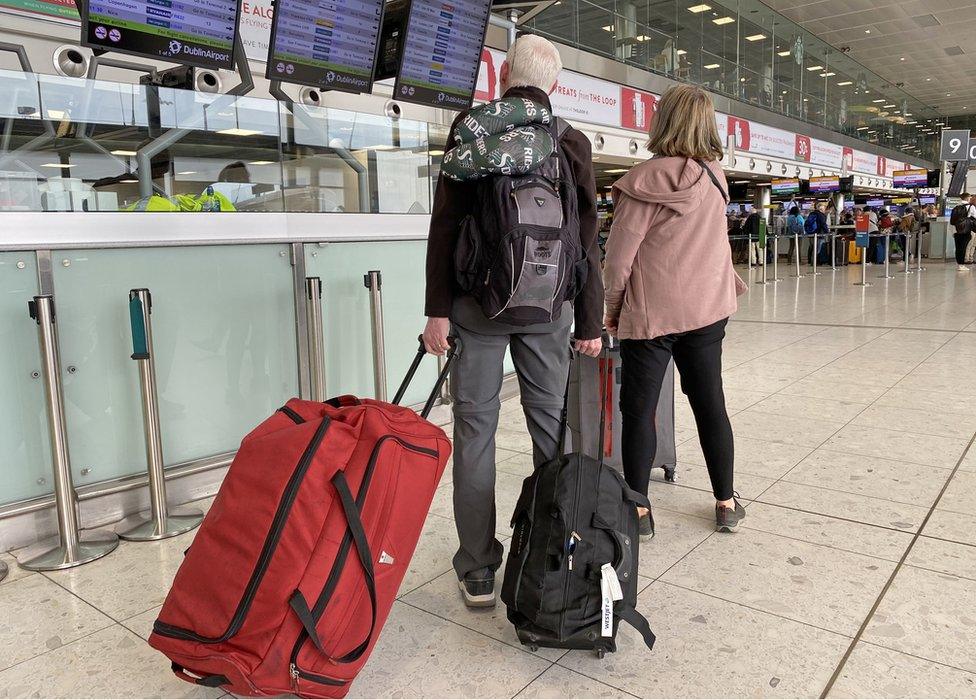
[306,277,326,402]
[855,236,871,287]
[18,295,119,570]
[771,234,782,281]
[811,232,822,276]
[364,270,388,401]
[878,231,895,279]
[916,230,926,273]
[793,231,804,278]
[436,353,452,405]
[903,233,914,275]
[829,233,837,271]
[117,289,203,541]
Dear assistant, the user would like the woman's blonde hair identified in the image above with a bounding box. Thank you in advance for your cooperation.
[646,84,724,161]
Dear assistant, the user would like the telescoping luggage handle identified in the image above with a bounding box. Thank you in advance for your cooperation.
[392,335,462,419]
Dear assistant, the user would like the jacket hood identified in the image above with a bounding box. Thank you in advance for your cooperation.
[612,156,713,215]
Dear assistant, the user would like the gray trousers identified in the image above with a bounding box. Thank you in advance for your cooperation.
[449,300,572,579]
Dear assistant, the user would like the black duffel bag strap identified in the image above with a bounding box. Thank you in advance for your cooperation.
[621,485,650,510]
[695,158,729,204]
[170,662,229,688]
[329,470,378,664]
[617,605,656,650]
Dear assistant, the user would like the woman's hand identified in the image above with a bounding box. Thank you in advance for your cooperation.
[603,314,619,337]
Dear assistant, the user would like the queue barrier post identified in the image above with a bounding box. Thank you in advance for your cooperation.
[771,234,782,282]
[829,233,837,271]
[854,234,871,287]
[811,232,822,276]
[364,270,388,401]
[903,233,915,275]
[306,277,326,402]
[117,289,204,542]
[18,295,119,571]
[878,232,895,279]
[916,230,926,273]
[792,232,804,278]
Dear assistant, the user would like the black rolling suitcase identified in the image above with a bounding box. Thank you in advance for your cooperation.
[501,359,656,658]
[567,336,677,482]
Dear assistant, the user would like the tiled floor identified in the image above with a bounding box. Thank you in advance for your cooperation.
[4,261,976,698]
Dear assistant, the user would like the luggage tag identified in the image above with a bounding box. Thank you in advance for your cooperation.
[600,563,624,637]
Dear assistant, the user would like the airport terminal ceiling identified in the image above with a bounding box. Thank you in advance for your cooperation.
[516,0,952,161]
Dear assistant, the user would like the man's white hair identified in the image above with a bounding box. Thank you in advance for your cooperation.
[505,35,562,91]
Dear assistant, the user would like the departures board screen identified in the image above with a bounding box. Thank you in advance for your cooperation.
[82,0,241,70]
[266,0,385,93]
[393,0,492,109]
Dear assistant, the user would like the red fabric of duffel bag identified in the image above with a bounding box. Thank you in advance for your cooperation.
[148,387,452,698]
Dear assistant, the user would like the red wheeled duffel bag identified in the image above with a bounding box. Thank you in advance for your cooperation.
[149,338,459,698]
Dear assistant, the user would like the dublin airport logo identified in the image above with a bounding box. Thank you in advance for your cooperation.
[167,40,183,55]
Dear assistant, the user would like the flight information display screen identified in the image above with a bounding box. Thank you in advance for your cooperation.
[808,176,840,194]
[893,169,928,189]
[771,179,800,196]
[83,0,241,70]
[393,0,492,109]
[266,0,385,93]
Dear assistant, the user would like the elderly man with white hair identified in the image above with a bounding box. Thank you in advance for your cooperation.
[422,34,603,608]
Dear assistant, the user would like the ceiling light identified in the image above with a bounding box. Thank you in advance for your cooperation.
[363,144,397,151]
[872,99,885,103]
[864,29,871,33]
[46,109,66,120]
[900,57,905,61]
[604,168,629,173]
[745,33,766,41]
[41,163,73,168]
[806,65,824,71]
[712,16,734,24]
[740,77,746,82]
[119,178,138,183]
[177,171,197,175]
[428,150,444,156]
[704,63,720,69]
[947,92,952,96]
[111,149,138,156]
[248,160,274,165]
[837,81,853,86]
[926,78,931,81]
[217,128,263,136]
[777,50,791,56]
[820,72,836,77]
[676,49,687,55]
[688,4,711,12]
[602,25,613,31]
[883,104,895,108]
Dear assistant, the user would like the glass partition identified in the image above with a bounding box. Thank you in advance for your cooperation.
[0,69,447,215]
[49,244,299,488]
[0,252,53,503]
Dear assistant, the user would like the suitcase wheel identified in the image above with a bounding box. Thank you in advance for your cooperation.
[596,648,607,659]
[664,466,677,483]
[526,644,539,653]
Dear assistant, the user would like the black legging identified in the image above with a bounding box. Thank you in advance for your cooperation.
[619,318,734,501]
[954,232,971,265]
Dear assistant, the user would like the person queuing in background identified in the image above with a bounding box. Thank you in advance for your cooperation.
[786,205,805,265]
[743,208,763,265]
[805,201,830,265]
[950,195,976,271]
[865,205,880,265]
[422,35,604,608]
[602,84,748,535]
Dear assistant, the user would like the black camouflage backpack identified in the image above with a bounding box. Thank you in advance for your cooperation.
[452,117,585,326]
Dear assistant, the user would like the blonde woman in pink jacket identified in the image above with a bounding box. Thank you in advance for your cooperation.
[603,85,748,536]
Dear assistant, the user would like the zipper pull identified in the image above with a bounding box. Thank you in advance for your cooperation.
[289,663,299,692]
[571,531,582,542]
[568,554,574,571]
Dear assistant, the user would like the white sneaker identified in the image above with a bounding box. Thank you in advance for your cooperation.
[959,265,970,272]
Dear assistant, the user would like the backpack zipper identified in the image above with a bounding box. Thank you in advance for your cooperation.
[288,436,437,687]
[153,417,333,644]
[560,459,583,639]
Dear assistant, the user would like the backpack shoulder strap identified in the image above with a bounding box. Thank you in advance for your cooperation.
[553,116,571,139]
[694,158,729,204]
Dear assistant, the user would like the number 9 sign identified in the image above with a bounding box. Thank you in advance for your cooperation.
[941,129,971,162]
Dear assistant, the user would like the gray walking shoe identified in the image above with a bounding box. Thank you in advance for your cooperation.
[458,567,496,608]
[638,512,655,541]
[716,495,746,533]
